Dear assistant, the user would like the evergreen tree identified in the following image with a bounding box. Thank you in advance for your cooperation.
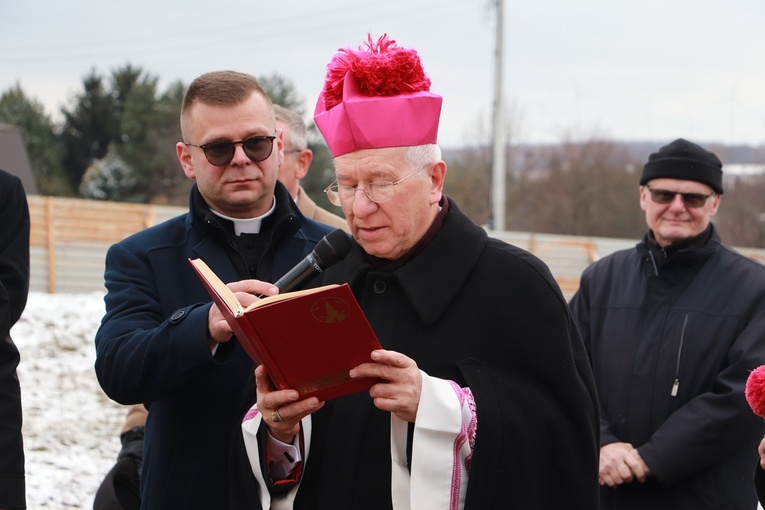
[139,79,188,205]
[259,74,303,112]
[80,148,136,201]
[113,69,161,201]
[60,71,119,193]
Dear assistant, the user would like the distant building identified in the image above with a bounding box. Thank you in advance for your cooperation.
[0,123,38,194]
[725,163,765,176]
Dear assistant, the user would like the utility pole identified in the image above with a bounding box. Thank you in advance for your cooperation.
[490,0,506,231]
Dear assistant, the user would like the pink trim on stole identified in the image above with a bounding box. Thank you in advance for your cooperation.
[448,381,477,510]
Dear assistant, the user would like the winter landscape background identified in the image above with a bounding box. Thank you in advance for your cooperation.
[11,291,125,509]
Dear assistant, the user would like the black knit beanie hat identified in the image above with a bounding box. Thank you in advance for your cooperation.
[640,138,723,194]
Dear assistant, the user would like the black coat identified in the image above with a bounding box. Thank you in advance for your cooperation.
[0,169,29,510]
[0,169,29,326]
[95,183,335,510]
[756,463,765,505]
[230,198,600,509]
[570,225,765,509]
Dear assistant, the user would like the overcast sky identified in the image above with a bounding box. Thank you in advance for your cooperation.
[2,0,764,149]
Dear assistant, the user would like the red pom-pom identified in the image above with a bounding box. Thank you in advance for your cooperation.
[321,34,432,111]
[745,365,765,418]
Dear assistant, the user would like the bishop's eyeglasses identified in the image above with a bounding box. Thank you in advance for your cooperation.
[324,166,425,207]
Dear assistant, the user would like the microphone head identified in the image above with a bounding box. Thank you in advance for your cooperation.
[313,229,353,268]
[746,365,765,419]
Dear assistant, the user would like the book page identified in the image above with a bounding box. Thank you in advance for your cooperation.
[189,258,244,316]
[244,284,341,312]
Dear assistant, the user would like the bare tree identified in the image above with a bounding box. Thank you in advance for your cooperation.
[507,138,645,238]
[715,174,765,248]
[444,145,492,225]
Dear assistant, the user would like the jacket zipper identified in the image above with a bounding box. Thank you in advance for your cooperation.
[671,314,689,397]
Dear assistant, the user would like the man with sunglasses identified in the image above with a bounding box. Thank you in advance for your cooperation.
[229,35,599,510]
[94,70,335,510]
[569,138,765,509]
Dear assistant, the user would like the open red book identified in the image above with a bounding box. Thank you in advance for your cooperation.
[189,258,382,401]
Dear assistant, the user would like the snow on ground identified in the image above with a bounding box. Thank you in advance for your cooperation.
[11,291,125,509]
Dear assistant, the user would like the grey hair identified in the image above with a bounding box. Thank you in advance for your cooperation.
[404,144,442,171]
[273,104,308,150]
[331,144,441,173]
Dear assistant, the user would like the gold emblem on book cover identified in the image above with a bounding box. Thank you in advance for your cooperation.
[311,297,351,323]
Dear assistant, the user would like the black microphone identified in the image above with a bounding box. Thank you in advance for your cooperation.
[270,229,353,294]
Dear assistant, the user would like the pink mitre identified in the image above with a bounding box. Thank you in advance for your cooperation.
[314,34,443,158]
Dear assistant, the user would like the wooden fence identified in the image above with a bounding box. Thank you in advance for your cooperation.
[28,196,185,294]
[26,195,765,299]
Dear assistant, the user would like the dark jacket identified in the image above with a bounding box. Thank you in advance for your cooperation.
[756,463,765,505]
[0,169,29,327]
[230,198,600,509]
[570,224,765,510]
[95,182,334,510]
[0,169,29,510]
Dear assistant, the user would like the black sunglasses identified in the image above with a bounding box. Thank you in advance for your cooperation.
[185,136,276,166]
[644,185,715,208]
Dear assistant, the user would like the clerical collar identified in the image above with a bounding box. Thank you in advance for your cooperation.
[209,197,276,235]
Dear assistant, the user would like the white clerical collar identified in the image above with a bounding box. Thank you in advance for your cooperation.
[210,197,276,235]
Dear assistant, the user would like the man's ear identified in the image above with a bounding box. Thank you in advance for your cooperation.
[276,128,285,168]
[639,185,648,212]
[428,161,447,205]
[177,142,196,180]
[296,149,313,180]
[709,194,722,217]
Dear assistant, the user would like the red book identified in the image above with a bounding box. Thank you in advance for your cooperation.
[189,258,382,401]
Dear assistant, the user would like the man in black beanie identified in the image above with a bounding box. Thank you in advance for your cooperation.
[569,138,765,509]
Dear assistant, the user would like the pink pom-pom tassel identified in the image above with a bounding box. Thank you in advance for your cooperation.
[745,365,765,418]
